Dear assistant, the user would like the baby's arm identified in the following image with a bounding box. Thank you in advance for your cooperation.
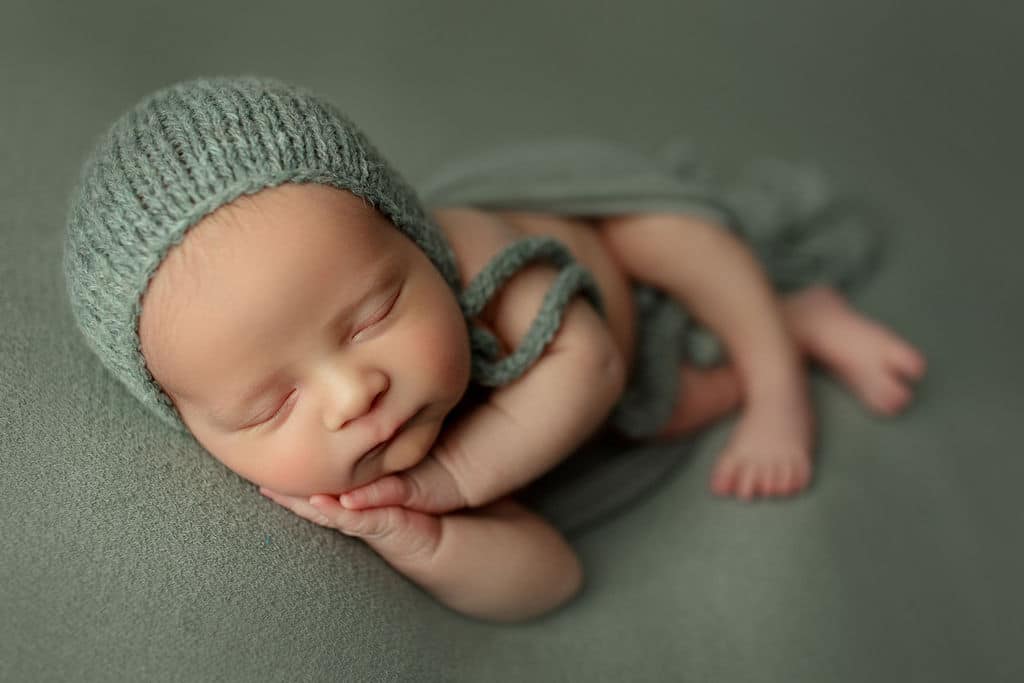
[263,489,583,623]
[396,497,584,623]
[341,260,627,514]
[437,284,626,506]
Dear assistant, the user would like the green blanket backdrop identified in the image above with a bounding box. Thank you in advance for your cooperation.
[3,1,1022,681]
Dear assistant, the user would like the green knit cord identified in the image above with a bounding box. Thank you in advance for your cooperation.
[457,235,606,386]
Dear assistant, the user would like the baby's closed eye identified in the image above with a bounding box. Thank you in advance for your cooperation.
[350,284,402,342]
[240,285,404,432]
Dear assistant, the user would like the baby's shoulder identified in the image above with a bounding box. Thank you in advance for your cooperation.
[431,206,526,355]
[431,206,525,292]
[430,206,611,360]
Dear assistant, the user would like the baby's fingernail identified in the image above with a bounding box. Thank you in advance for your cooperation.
[339,494,355,508]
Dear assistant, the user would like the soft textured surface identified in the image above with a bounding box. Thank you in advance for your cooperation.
[3,1,1023,681]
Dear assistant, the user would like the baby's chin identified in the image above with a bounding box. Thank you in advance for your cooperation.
[368,432,432,483]
[314,433,435,497]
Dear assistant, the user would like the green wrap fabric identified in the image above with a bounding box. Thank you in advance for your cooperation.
[419,136,884,536]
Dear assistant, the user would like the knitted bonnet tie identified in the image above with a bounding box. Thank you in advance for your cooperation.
[64,75,605,434]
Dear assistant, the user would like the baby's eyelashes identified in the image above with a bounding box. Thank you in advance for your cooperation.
[351,288,400,342]
[241,390,298,432]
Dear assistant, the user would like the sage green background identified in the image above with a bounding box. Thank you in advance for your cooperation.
[2,1,1021,681]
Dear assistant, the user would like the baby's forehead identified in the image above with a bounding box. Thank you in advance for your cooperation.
[140,183,407,372]
[164,183,397,277]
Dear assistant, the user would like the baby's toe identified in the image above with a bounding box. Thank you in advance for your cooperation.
[794,458,811,491]
[758,465,776,497]
[767,461,799,497]
[780,460,808,495]
[710,457,740,496]
[888,342,928,381]
[857,365,913,417]
[879,373,914,415]
[737,464,759,501]
[770,464,790,497]
[769,463,787,496]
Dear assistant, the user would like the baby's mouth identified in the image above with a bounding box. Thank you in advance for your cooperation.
[362,438,391,460]
[361,407,420,459]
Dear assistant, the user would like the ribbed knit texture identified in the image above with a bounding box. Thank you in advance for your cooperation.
[63,75,602,434]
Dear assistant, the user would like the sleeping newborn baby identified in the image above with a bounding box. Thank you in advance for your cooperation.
[65,76,926,623]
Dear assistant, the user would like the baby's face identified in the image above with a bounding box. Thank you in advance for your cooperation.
[138,183,472,497]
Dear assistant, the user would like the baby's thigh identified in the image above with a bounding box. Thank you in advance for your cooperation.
[654,361,743,439]
[594,211,730,287]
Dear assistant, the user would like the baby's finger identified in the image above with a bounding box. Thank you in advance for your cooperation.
[259,487,334,528]
[310,495,403,538]
[338,475,411,510]
[309,496,442,561]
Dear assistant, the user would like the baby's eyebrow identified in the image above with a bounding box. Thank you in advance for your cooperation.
[209,259,404,429]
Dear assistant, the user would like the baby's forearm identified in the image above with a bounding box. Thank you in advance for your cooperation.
[435,326,626,509]
[391,497,583,623]
[339,340,623,515]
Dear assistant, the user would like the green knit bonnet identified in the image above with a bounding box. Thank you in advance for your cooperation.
[64,75,604,434]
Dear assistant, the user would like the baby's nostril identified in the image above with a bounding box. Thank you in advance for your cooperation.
[368,385,389,415]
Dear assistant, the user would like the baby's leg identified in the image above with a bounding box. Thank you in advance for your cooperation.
[655,283,928,498]
[660,285,928,436]
[779,284,927,417]
[599,213,927,501]
[599,212,814,501]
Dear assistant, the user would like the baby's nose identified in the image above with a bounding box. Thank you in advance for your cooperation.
[322,367,389,431]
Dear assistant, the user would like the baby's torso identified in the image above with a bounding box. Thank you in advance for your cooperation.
[432,208,637,376]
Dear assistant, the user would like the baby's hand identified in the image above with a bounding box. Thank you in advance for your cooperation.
[338,449,468,515]
[259,487,442,565]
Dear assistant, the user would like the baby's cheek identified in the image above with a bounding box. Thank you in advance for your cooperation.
[196,430,321,497]
[417,313,472,390]
[256,437,331,496]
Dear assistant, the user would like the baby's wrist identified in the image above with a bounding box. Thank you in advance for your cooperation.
[428,443,474,509]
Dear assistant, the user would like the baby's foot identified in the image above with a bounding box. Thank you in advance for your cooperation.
[709,387,816,501]
[783,286,928,416]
